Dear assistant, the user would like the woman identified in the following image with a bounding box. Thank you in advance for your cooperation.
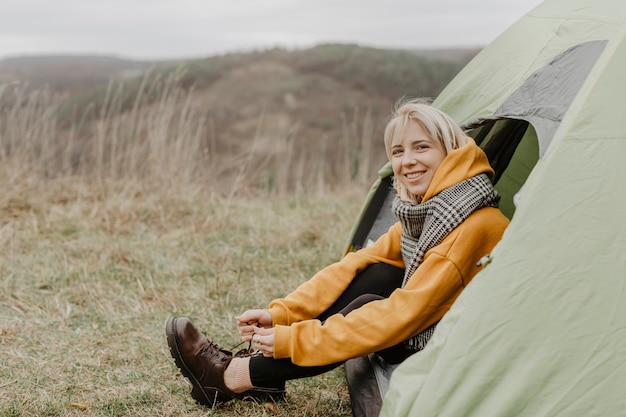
[165,99,510,409]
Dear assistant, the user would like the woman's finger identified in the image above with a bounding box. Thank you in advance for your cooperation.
[240,325,262,342]
[239,324,255,334]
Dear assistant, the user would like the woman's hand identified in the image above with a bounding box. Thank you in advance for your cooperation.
[251,327,275,357]
[236,309,272,342]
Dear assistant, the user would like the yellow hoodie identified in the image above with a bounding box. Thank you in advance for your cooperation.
[268,139,510,366]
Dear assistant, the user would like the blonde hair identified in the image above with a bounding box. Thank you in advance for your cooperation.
[384,98,468,203]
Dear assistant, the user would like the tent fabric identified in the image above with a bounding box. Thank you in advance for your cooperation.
[344,170,395,253]
[491,40,606,157]
[379,0,626,416]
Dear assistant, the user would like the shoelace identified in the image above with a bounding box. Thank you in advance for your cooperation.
[198,339,257,362]
[230,340,255,357]
[199,341,232,362]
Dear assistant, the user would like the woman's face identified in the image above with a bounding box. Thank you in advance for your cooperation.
[390,120,447,200]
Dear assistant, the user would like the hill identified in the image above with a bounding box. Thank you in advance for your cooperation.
[0,46,476,95]
[0,44,477,195]
[0,55,156,93]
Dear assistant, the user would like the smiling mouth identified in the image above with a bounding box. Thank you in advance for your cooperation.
[405,172,424,180]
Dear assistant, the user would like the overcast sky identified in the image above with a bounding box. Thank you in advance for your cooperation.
[0,0,544,61]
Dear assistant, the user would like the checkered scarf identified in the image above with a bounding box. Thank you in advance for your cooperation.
[392,173,500,351]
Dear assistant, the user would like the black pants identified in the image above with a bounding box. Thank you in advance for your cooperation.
[249,263,408,388]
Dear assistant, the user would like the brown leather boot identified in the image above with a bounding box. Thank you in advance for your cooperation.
[165,317,237,407]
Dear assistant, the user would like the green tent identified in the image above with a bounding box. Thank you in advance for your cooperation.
[376,0,626,416]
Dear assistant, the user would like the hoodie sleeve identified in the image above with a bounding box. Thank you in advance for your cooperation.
[272,251,463,366]
[267,222,405,326]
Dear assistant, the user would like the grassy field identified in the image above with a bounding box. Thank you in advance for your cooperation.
[0,46,455,415]
[0,178,366,416]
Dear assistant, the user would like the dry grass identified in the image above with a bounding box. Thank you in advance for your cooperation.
[1,73,388,197]
[0,177,365,416]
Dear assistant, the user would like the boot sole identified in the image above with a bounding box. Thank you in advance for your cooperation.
[237,387,286,402]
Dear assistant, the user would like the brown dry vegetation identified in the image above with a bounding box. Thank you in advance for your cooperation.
[0,44,472,416]
[1,44,472,195]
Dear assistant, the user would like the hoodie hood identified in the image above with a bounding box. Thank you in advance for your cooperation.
[421,138,495,203]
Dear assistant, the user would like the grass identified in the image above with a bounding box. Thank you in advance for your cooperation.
[0,178,365,416]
